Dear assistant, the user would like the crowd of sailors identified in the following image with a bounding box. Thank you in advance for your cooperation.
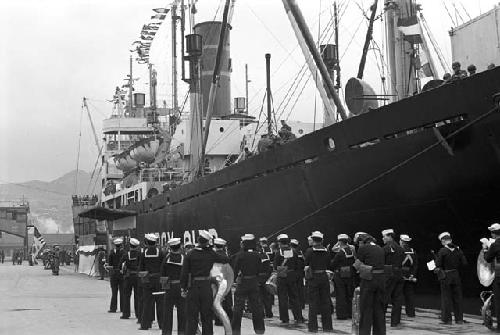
[97,222,500,335]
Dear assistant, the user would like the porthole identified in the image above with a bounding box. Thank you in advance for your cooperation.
[298,129,304,134]
[220,127,224,132]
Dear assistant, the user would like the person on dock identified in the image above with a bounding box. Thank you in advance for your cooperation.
[213,237,233,326]
[291,238,306,310]
[257,240,273,318]
[97,247,106,280]
[160,237,185,335]
[399,234,418,318]
[180,230,229,335]
[353,233,386,335]
[120,238,141,320]
[331,233,356,320]
[381,229,405,328]
[434,232,467,325]
[304,231,333,333]
[483,223,500,332]
[107,238,124,313]
[231,233,265,335]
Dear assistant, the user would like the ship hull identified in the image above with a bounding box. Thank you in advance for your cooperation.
[128,67,500,297]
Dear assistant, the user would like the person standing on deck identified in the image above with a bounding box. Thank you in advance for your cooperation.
[120,238,141,320]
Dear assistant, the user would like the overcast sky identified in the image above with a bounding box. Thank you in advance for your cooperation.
[0,0,497,184]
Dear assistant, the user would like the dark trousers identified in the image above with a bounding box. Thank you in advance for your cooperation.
[232,279,265,335]
[307,275,333,331]
[185,281,214,335]
[333,273,354,319]
[359,274,386,335]
[297,276,305,309]
[440,271,463,322]
[403,280,416,317]
[384,275,403,326]
[137,282,144,323]
[277,276,302,322]
[122,274,138,317]
[162,283,185,335]
[258,281,273,317]
[110,274,123,312]
[99,263,105,279]
[141,278,163,329]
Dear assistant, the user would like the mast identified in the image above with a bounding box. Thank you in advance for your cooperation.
[180,0,186,81]
[357,0,379,79]
[334,1,341,88]
[128,55,133,110]
[265,54,272,136]
[245,64,249,114]
[282,0,348,121]
[171,3,179,114]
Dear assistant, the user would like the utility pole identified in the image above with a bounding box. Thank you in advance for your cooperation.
[245,64,249,113]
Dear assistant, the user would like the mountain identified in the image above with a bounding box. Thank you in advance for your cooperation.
[0,170,98,234]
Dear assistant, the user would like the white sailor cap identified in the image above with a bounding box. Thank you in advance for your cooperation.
[488,223,500,232]
[113,237,123,245]
[290,239,299,246]
[168,238,181,246]
[241,234,255,241]
[311,231,324,239]
[400,234,412,242]
[198,230,212,241]
[129,238,140,246]
[438,232,451,240]
[277,234,289,241]
[337,234,349,241]
[382,229,394,236]
[214,238,227,246]
[145,233,158,242]
[259,237,268,242]
[354,232,367,243]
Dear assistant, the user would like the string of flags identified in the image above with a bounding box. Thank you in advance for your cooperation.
[132,7,170,64]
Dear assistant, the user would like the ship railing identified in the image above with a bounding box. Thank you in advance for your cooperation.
[139,168,185,183]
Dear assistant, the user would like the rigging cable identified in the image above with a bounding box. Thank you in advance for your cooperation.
[74,103,84,194]
[267,104,500,239]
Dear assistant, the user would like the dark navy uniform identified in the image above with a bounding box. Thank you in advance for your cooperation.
[383,241,405,326]
[331,245,355,319]
[139,246,166,330]
[293,246,306,310]
[160,251,185,335]
[258,250,273,318]
[357,241,386,335]
[108,248,124,312]
[180,245,229,335]
[121,248,141,319]
[274,246,304,323]
[401,245,418,317]
[484,237,500,330]
[304,246,333,332]
[435,244,467,323]
[231,245,265,335]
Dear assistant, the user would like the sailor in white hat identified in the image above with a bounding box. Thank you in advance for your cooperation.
[275,233,305,324]
[399,234,418,317]
[160,237,185,334]
[381,228,405,327]
[180,231,229,335]
[184,239,195,253]
[435,231,467,324]
[353,232,367,244]
[290,238,305,310]
[139,233,166,330]
[331,233,355,320]
[259,236,273,260]
[121,237,141,319]
[108,237,125,313]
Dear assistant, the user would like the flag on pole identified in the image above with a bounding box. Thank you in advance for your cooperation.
[397,16,423,44]
[33,227,46,256]
[151,14,167,20]
[153,8,170,14]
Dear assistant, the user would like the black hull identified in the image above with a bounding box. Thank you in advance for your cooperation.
[126,67,500,298]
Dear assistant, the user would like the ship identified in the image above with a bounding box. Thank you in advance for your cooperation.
[74,0,500,300]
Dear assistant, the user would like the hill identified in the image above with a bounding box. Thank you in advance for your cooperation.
[0,170,99,234]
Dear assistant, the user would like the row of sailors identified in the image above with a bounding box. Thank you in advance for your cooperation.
[105,228,444,335]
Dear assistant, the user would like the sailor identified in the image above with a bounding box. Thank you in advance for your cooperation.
[483,223,500,332]
[259,237,274,264]
[304,231,333,332]
[139,233,166,330]
[184,241,195,254]
[52,245,60,276]
[180,230,229,335]
[257,239,273,318]
[399,234,418,318]
[97,246,106,280]
[291,238,306,310]
[213,237,233,325]
[435,232,467,325]
[231,234,265,335]
[274,233,304,324]
[107,238,124,313]
[467,64,477,76]
[381,229,405,327]
[451,61,467,80]
[331,233,355,320]
[353,233,386,335]
[121,237,141,320]
[160,237,185,335]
